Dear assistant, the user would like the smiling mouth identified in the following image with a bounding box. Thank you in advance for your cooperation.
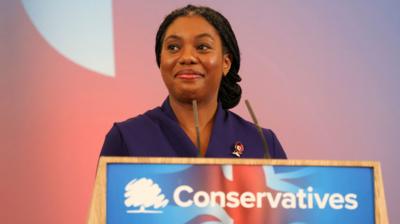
[175,70,204,80]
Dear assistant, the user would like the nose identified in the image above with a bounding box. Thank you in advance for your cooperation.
[178,47,198,65]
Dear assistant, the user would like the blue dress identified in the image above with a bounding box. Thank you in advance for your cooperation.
[101,99,287,159]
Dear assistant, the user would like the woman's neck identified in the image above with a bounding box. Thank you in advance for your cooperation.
[168,96,218,156]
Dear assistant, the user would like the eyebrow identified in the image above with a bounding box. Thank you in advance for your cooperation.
[164,33,215,41]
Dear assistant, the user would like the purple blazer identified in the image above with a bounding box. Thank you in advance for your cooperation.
[101,99,287,159]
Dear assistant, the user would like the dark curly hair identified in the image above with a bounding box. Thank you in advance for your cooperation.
[155,5,242,109]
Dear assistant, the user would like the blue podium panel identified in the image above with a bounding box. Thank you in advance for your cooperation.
[106,163,374,224]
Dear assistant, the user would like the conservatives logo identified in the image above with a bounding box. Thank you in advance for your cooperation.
[124,178,169,214]
[173,185,358,210]
[124,179,358,213]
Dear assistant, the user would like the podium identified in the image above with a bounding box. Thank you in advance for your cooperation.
[88,157,388,223]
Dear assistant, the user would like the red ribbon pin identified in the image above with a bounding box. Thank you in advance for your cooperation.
[232,141,244,157]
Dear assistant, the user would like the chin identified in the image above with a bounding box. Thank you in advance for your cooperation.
[176,91,201,103]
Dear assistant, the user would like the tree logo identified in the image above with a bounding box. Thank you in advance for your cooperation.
[124,178,169,214]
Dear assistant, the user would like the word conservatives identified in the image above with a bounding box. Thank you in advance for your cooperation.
[173,185,358,210]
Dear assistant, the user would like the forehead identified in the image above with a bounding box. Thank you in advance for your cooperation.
[164,15,221,41]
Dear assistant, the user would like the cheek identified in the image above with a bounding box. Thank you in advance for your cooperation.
[161,56,175,67]
[160,53,176,75]
[202,55,223,75]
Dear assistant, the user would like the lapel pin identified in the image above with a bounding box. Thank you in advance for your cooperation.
[232,141,244,157]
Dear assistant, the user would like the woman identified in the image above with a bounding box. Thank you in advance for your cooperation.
[101,5,287,159]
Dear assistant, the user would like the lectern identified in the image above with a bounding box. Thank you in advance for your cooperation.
[88,157,388,223]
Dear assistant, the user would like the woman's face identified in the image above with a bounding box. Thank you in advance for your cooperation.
[160,15,231,105]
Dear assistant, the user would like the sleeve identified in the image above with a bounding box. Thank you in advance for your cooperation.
[264,129,287,159]
[100,123,129,156]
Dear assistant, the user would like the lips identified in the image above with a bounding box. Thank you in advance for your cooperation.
[175,69,204,80]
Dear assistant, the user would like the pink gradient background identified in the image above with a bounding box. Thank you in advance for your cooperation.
[1,1,399,223]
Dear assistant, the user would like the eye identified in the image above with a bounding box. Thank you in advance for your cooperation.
[197,44,211,52]
[166,44,180,52]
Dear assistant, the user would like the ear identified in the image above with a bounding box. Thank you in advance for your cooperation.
[222,54,232,77]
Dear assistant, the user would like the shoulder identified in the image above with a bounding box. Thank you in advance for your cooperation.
[100,106,165,156]
[115,106,165,131]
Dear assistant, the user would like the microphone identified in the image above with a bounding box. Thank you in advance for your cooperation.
[192,100,201,157]
[244,99,271,159]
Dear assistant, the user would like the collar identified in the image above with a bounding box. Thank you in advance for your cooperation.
[160,97,227,156]
[160,97,226,124]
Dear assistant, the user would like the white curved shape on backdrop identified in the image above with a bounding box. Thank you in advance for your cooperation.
[221,165,233,181]
[21,0,115,77]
